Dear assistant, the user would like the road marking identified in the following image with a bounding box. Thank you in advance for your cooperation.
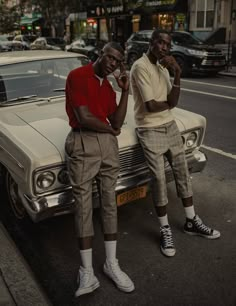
[182,79,236,90]
[202,145,236,160]
[181,88,236,100]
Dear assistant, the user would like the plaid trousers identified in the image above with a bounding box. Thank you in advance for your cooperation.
[65,129,120,238]
[136,120,193,206]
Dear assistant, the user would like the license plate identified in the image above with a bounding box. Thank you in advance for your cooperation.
[117,185,147,206]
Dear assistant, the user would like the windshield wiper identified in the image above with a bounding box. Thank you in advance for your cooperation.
[5,95,37,102]
[0,95,49,106]
[53,88,65,92]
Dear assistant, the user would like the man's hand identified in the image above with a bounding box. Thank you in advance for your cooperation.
[110,127,121,136]
[113,62,129,92]
[160,56,181,74]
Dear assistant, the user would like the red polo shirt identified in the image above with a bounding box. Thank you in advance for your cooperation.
[66,63,117,128]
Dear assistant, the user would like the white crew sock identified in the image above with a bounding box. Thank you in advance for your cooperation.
[158,214,169,227]
[104,240,117,264]
[184,206,196,219]
[80,248,92,269]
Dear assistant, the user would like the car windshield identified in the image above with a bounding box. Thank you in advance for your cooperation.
[0,57,89,105]
[172,33,203,45]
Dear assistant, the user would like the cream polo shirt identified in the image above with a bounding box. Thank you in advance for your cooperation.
[130,53,174,127]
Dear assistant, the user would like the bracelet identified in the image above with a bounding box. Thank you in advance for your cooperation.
[173,84,180,88]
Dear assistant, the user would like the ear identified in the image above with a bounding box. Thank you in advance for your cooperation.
[99,49,104,57]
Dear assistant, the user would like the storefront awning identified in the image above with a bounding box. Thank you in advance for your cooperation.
[20,16,41,25]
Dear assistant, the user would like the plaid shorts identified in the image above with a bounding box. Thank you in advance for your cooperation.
[136,120,193,206]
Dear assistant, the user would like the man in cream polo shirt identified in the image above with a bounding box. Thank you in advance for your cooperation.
[130,29,220,258]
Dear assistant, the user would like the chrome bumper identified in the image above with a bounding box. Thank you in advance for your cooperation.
[22,149,207,222]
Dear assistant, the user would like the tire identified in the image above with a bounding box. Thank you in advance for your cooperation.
[0,169,30,224]
[174,56,190,77]
[6,171,28,220]
[127,53,139,69]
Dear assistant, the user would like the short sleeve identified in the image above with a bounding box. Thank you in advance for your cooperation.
[132,64,155,102]
[66,71,88,107]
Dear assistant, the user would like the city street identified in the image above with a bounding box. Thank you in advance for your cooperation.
[1,74,236,306]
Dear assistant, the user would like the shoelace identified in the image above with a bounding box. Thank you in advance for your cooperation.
[79,268,93,285]
[109,261,126,281]
[194,217,211,234]
[161,227,174,248]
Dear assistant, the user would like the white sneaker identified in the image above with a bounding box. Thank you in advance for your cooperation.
[75,266,100,297]
[103,259,135,293]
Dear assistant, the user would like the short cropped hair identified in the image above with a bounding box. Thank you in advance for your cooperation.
[151,29,171,41]
[103,42,124,56]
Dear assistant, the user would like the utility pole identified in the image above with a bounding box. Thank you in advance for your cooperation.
[227,0,233,71]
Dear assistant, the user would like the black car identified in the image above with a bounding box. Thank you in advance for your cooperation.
[125,30,226,76]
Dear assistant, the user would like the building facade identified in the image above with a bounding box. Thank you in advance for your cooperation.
[189,0,236,42]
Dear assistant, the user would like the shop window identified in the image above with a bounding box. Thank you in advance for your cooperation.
[158,14,174,31]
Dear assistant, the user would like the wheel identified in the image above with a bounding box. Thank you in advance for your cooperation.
[5,170,27,220]
[174,56,190,77]
[128,53,138,69]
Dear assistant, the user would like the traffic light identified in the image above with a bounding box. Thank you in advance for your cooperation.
[21,26,26,31]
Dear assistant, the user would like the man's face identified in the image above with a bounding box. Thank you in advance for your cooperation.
[150,33,171,60]
[99,47,124,76]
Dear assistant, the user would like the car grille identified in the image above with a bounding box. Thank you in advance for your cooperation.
[201,58,225,66]
[202,51,225,66]
[118,145,147,178]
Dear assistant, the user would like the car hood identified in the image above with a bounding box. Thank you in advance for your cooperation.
[0,95,205,167]
[185,44,221,52]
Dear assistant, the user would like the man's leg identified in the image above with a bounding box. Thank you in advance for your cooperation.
[96,133,134,293]
[167,121,220,239]
[136,127,176,257]
[66,131,101,297]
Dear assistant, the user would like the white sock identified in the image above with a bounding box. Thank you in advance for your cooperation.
[158,214,169,227]
[104,240,117,264]
[184,206,195,219]
[80,248,92,269]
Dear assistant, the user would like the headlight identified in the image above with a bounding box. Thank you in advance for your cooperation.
[36,171,55,189]
[186,132,198,148]
[187,49,206,57]
[58,168,70,185]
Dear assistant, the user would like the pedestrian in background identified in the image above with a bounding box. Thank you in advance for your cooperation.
[65,42,134,296]
[130,29,220,257]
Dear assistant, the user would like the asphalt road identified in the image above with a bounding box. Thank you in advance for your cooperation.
[1,74,236,306]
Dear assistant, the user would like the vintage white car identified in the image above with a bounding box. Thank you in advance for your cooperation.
[0,51,207,222]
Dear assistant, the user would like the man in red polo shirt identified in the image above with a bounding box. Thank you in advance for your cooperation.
[65,42,134,296]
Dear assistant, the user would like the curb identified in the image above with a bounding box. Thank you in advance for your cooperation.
[219,72,236,77]
[0,222,52,306]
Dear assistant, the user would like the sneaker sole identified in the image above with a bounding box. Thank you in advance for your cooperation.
[184,230,221,239]
[103,269,135,293]
[75,281,100,297]
[160,246,176,257]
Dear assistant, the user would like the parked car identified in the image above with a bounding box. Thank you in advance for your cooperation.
[125,30,226,76]
[65,39,99,62]
[0,35,14,52]
[0,51,207,223]
[12,34,37,50]
[31,37,66,51]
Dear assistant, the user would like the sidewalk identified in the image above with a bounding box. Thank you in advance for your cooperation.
[0,222,52,306]
[219,65,236,77]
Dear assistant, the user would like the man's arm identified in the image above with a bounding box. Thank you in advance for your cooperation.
[162,55,181,109]
[145,56,181,112]
[108,63,129,129]
[74,106,120,136]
